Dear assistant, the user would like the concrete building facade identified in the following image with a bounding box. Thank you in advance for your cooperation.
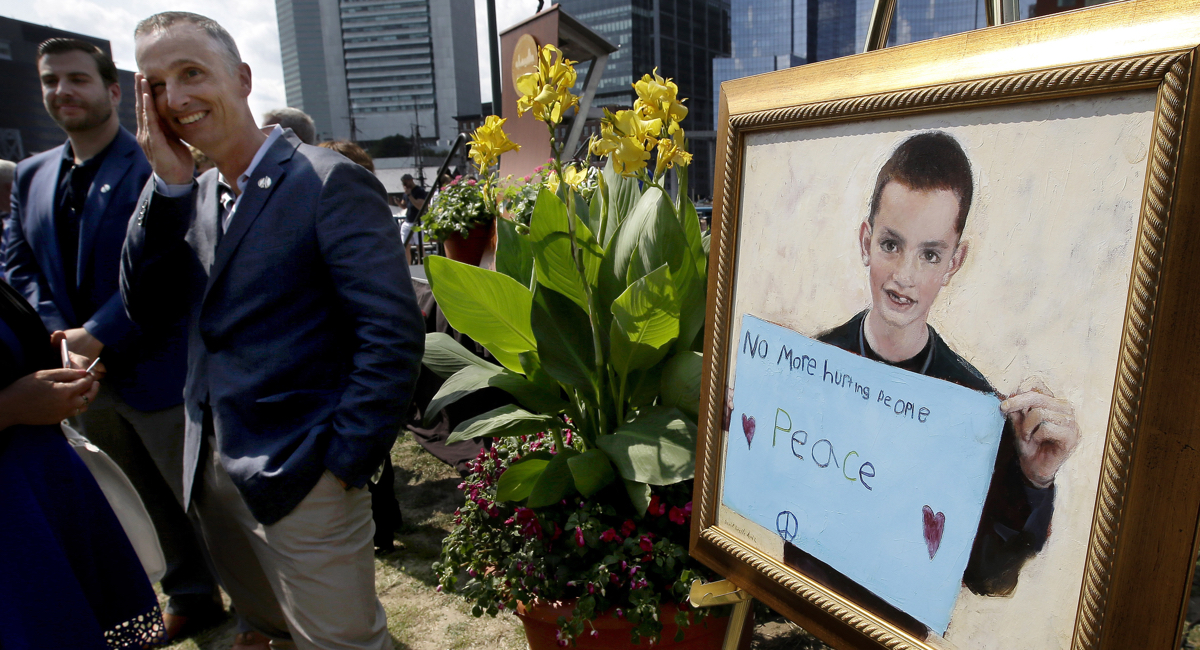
[275,0,480,145]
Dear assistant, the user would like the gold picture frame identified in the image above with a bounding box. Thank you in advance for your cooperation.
[691,2,1200,648]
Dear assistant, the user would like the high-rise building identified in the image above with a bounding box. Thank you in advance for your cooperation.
[275,0,480,145]
[0,17,137,161]
[712,0,1120,129]
[555,0,732,199]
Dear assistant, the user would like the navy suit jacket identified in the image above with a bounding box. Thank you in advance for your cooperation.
[121,131,423,524]
[5,127,186,412]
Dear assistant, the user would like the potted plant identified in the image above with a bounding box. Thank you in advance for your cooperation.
[420,116,520,265]
[428,45,729,647]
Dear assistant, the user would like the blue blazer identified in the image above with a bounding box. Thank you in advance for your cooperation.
[5,127,186,412]
[121,131,424,525]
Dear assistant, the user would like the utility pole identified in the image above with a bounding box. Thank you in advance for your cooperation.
[487,0,502,117]
[412,104,426,188]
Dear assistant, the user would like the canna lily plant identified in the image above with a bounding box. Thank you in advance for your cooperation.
[427,45,713,643]
[425,44,707,517]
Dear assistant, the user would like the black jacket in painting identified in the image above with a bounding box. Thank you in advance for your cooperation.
[781,310,1054,636]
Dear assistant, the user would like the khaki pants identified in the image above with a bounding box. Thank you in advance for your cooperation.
[193,436,389,650]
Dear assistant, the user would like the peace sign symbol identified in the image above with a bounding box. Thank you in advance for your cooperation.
[776,510,799,543]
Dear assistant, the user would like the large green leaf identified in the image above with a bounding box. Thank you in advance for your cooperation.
[531,286,597,394]
[568,449,617,497]
[625,364,664,410]
[673,196,707,353]
[445,404,561,443]
[660,351,703,423]
[609,264,680,378]
[527,448,580,507]
[425,255,536,373]
[495,217,534,288]
[596,406,697,485]
[678,194,706,282]
[496,451,552,502]
[529,188,603,312]
[624,478,652,516]
[422,332,500,379]
[426,365,566,425]
[602,158,639,242]
[598,188,666,319]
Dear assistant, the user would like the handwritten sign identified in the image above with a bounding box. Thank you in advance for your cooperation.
[721,315,1005,634]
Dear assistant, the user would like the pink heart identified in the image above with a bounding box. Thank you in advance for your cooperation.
[741,414,755,449]
[922,505,945,559]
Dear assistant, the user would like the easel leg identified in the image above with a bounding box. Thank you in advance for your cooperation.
[723,597,754,650]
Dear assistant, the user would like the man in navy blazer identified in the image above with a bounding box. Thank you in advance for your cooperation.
[5,38,222,639]
[123,12,422,650]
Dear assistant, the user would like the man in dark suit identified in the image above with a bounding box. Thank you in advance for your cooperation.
[122,12,423,650]
[4,37,222,640]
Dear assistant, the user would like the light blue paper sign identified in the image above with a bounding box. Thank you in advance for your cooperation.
[722,315,1005,634]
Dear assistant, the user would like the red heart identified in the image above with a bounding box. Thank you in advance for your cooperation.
[922,505,945,559]
[741,414,756,449]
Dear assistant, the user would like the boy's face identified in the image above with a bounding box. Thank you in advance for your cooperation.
[859,181,968,337]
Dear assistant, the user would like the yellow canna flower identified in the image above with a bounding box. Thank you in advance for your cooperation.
[515,45,580,126]
[653,129,692,179]
[546,170,560,194]
[468,115,520,172]
[633,69,688,136]
[588,109,662,177]
[561,164,587,190]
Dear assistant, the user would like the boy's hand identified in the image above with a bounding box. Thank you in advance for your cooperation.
[1000,377,1080,489]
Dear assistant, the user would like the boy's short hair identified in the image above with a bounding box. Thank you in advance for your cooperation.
[868,131,974,234]
[37,38,119,87]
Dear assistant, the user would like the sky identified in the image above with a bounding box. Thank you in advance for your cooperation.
[1,0,539,122]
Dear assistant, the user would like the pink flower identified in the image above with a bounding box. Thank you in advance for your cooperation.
[648,495,667,517]
[524,175,532,182]
[600,528,621,543]
[467,179,477,186]
[534,166,544,173]
[575,527,586,547]
[639,533,655,553]
[668,506,688,525]
[621,519,637,537]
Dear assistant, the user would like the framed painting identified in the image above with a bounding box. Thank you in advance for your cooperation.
[690,2,1200,649]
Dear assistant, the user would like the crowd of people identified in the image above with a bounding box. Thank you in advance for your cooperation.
[0,11,429,650]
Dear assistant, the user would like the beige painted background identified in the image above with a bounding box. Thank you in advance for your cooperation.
[720,90,1157,649]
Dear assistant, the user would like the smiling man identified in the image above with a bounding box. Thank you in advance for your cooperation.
[4,37,223,642]
[779,131,1081,638]
[121,12,423,650]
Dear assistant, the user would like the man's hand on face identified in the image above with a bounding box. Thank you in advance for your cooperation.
[135,73,194,185]
[1000,376,1081,489]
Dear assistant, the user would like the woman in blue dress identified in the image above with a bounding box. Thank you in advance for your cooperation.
[0,278,164,649]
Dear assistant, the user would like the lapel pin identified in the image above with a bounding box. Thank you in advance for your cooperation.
[100,184,111,193]
[257,176,272,190]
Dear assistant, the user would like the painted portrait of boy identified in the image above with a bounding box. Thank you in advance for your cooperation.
[780,131,1082,637]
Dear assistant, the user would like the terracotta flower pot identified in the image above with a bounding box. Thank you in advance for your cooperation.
[442,221,493,266]
[516,599,751,649]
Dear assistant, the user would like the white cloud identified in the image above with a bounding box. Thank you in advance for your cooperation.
[1,0,285,120]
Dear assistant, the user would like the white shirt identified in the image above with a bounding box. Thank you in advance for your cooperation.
[153,125,285,232]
